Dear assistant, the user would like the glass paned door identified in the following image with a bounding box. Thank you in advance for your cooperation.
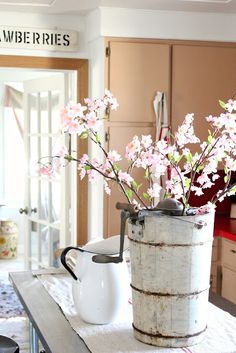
[22,73,72,269]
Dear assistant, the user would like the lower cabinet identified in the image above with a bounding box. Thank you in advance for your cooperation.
[221,238,236,304]
[222,267,236,304]
[210,237,222,294]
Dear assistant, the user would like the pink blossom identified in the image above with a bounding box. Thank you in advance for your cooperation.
[78,167,86,180]
[87,169,99,182]
[39,165,55,177]
[197,173,210,186]
[125,136,141,160]
[104,89,119,110]
[141,135,153,148]
[175,114,200,147]
[104,180,111,195]
[58,146,68,158]
[156,139,169,153]
[118,171,133,186]
[147,183,162,198]
[80,154,89,165]
[196,202,215,215]
[99,161,110,173]
[225,99,236,113]
[107,150,122,163]
[225,156,236,171]
[85,111,101,131]
[191,186,204,196]
[131,199,142,210]
[212,174,220,181]
[69,102,87,118]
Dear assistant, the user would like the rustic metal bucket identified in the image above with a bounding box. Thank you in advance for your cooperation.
[128,211,215,347]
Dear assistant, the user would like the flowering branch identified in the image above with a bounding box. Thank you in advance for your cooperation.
[39,91,236,215]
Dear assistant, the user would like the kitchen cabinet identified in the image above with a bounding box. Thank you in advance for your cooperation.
[222,238,236,304]
[171,44,236,154]
[210,237,222,294]
[104,39,171,236]
[104,38,236,236]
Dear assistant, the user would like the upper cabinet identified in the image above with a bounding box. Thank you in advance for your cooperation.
[104,38,236,236]
[104,39,171,236]
[171,44,236,147]
[106,40,171,124]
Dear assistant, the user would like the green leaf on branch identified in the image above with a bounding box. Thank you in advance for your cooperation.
[143,192,150,200]
[137,183,142,191]
[186,153,192,163]
[176,154,183,163]
[80,132,88,139]
[184,178,191,189]
[145,168,149,180]
[132,180,142,191]
[85,165,91,170]
[65,155,73,162]
[182,195,188,207]
[196,165,204,173]
[126,189,133,199]
[207,134,213,144]
[113,164,121,172]
[224,175,229,183]
[219,100,225,109]
[95,134,100,143]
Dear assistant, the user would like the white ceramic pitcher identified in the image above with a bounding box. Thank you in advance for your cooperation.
[61,235,130,324]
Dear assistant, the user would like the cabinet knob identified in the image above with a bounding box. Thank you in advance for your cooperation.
[31,208,37,213]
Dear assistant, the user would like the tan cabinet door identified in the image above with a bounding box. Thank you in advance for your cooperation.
[222,267,236,304]
[104,125,155,237]
[171,45,236,146]
[104,40,171,236]
[107,41,171,123]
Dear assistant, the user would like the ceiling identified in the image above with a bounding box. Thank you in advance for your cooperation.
[0,0,236,15]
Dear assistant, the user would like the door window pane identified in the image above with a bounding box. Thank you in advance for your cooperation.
[40,180,49,221]
[40,91,49,134]
[51,90,60,134]
[29,136,38,176]
[30,178,38,220]
[51,181,60,224]
[29,93,38,134]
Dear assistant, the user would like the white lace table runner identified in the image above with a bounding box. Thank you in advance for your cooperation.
[38,273,236,353]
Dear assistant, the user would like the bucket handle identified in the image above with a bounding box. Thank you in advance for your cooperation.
[92,209,131,264]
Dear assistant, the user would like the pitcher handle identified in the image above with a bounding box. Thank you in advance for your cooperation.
[60,246,83,281]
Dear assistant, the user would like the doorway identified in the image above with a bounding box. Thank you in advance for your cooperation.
[0,55,88,272]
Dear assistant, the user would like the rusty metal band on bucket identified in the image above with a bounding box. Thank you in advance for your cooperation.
[132,323,207,339]
[128,235,212,247]
[130,283,209,297]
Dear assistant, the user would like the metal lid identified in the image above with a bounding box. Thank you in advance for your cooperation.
[155,198,184,216]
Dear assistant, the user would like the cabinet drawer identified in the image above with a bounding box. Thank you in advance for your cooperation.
[222,267,236,304]
[222,239,236,270]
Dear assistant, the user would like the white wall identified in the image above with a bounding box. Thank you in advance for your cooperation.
[99,7,236,42]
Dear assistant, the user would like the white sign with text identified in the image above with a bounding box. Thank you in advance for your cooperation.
[0,26,79,51]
